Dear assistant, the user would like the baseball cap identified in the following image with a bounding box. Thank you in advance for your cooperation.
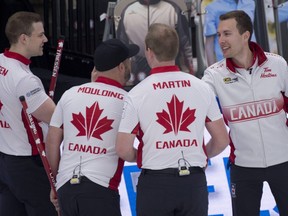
[94,39,139,71]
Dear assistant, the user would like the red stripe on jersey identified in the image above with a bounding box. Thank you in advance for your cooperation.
[282,92,288,126]
[108,158,124,191]
[136,127,144,168]
[21,109,43,155]
[205,116,211,122]
[228,133,235,164]
[202,138,208,167]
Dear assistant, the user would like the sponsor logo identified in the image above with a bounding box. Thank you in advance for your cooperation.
[223,77,238,84]
[260,67,276,78]
[26,87,41,97]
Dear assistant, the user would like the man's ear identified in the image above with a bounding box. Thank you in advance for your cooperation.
[19,34,27,44]
[118,62,125,72]
[243,31,250,41]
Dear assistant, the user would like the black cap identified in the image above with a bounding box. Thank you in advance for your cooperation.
[94,39,139,72]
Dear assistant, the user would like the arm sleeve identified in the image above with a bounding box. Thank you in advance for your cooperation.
[16,75,49,114]
[118,95,139,134]
[237,0,256,22]
[278,2,288,23]
[116,6,130,43]
[204,5,218,36]
[50,98,64,128]
[201,69,217,95]
[206,85,223,122]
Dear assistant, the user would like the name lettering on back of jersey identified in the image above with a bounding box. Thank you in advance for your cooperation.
[0,120,10,128]
[153,80,191,90]
[78,87,124,100]
[156,139,198,149]
[155,95,198,149]
[222,97,283,123]
[68,142,107,154]
[0,65,8,76]
[70,101,114,154]
[0,100,11,128]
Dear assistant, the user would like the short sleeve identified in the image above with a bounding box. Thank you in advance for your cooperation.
[16,75,49,113]
[202,69,217,96]
[204,5,218,36]
[118,95,139,134]
[50,99,64,128]
[206,85,222,122]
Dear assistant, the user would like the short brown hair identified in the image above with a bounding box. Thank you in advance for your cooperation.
[145,23,179,61]
[5,11,43,45]
[220,10,253,41]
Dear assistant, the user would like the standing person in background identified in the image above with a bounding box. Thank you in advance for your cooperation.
[202,10,288,215]
[117,0,194,85]
[0,11,56,216]
[278,1,288,23]
[116,23,229,216]
[204,0,256,66]
[46,39,139,216]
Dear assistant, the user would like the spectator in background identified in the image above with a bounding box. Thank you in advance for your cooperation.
[279,1,288,23]
[116,0,194,86]
[202,10,288,215]
[204,0,256,66]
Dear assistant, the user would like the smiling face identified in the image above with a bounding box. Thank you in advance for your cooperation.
[217,18,250,60]
[25,22,48,58]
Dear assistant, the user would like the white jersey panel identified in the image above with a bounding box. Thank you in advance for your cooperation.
[0,52,49,155]
[50,81,126,190]
[119,68,222,170]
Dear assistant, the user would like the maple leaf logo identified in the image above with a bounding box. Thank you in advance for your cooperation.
[156,95,196,135]
[71,101,114,140]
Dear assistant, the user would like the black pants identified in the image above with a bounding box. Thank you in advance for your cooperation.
[0,152,57,216]
[230,162,288,216]
[136,167,208,216]
[58,176,122,216]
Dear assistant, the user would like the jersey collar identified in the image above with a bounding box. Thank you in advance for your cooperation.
[95,76,123,89]
[4,49,31,65]
[150,65,180,75]
[226,42,267,73]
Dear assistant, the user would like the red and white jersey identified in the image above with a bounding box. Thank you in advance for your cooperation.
[202,42,288,168]
[0,50,49,156]
[119,66,222,169]
[50,77,125,190]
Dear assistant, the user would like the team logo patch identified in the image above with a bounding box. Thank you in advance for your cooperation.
[223,77,238,84]
[71,101,114,140]
[231,183,236,198]
[26,87,41,97]
[156,94,196,135]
